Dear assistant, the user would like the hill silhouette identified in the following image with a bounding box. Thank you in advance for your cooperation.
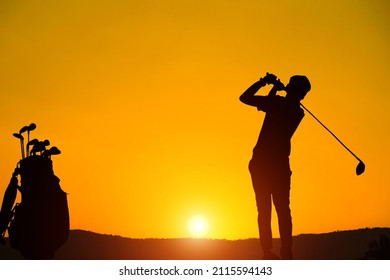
[1,228,389,260]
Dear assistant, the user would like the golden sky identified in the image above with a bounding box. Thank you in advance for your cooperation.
[1,0,389,239]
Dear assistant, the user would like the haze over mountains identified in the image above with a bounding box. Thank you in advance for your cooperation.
[1,228,389,260]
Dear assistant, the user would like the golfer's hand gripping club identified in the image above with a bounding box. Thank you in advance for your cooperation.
[261,72,285,91]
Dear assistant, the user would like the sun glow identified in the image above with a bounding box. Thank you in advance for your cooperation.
[187,215,209,238]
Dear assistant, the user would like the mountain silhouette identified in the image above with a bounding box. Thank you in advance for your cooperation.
[1,228,389,260]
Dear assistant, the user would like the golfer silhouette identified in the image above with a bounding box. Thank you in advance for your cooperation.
[240,73,311,259]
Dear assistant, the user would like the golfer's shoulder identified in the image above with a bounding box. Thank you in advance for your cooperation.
[281,97,304,116]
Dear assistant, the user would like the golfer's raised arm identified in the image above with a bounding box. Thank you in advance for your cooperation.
[239,79,267,107]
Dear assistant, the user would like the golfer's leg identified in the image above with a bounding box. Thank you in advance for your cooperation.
[249,159,278,259]
[256,192,273,255]
[273,186,293,259]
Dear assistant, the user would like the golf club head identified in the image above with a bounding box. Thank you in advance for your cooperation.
[356,161,365,176]
[19,126,29,134]
[49,146,61,155]
[42,146,61,158]
[31,142,46,155]
[42,139,50,147]
[27,139,39,146]
[13,133,23,140]
[28,123,37,131]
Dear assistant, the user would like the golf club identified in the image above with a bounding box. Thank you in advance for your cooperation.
[43,146,61,159]
[42,139,50,148]
[19,125,29,159]
[31,140,50,156]
[26,123,37,156]
[300,103,365,175]
[27,139,39,155]
[12,133,25,159]
[19,126,28,134]
[31,143,44,156]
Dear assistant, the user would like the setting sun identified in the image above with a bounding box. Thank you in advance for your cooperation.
[188,215,209,238]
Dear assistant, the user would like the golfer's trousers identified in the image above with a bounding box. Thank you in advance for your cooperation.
[249,158,292,255]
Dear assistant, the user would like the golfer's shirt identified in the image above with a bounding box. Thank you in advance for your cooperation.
[253,95,304,160]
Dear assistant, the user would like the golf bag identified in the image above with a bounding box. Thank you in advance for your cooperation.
[0,124,69,259]
[0,175,18,245]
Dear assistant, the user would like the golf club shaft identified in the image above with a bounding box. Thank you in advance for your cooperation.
[27,131,30,156]
[20,141,25,159]
[300,103,362,162]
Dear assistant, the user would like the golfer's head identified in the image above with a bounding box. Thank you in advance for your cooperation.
[285,75,311,101]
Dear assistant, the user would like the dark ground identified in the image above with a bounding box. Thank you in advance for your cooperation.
[1,228,389,260]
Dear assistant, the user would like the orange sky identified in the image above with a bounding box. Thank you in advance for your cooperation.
[1,0,389,239]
